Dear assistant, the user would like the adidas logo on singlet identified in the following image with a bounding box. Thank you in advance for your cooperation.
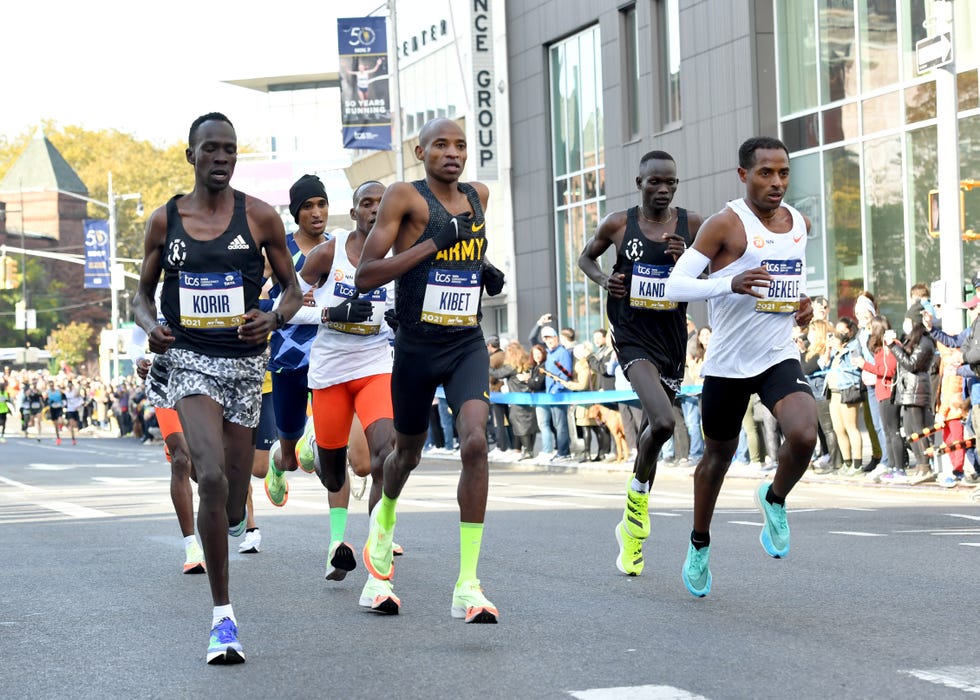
[227,235,249,251]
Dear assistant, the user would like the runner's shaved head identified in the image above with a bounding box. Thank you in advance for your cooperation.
[418,118,464,148]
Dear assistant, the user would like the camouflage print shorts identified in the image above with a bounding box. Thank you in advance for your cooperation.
[167,348,269,428]
[144,352,173,409]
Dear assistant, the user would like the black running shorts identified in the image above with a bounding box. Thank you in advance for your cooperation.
[391,328,489,436]
[700,358,813,442]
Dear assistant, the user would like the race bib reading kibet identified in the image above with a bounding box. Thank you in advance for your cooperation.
[755,259,802,313]
[328,280,387,336]
[178,271,246,328]
[629,262,676,310]
[421,268,482,326]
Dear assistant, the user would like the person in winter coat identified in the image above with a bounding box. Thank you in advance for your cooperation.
[853,315,902,482]
[489,341,539,459]
[886,302,937,483]
[822,316,864,474]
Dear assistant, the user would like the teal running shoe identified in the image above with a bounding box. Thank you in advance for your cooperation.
[206,617,245,664]
[682,542,711,597]
[754,481,790,558]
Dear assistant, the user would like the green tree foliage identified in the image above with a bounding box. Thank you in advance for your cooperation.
[45,321,96,369]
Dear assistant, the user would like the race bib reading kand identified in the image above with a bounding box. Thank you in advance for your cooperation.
[629,262,676,310]
[421,268,481,326]
[178,271,246,328]
[755,259,802,313]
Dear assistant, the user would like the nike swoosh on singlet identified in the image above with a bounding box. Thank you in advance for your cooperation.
[796,378,809,387]
[471,221,485,233]
[793,233,805,243]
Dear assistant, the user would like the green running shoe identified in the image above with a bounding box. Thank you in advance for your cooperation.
[264,441,289,507]
[297,421,317,474]
[614,522,644,576]
[359,575,400,615]
[451,579,498,623]
[754,481,789,558]
[682,542,711,597]
[623,484,650,539]
[362,503,394,580]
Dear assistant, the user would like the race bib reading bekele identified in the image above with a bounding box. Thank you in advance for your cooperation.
[178,271,246,328]
[420,268,481,326]
[629,262,676,310]
[755,259,802,313]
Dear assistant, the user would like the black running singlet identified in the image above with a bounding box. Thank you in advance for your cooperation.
[395,181,486,338]
[160,190,266,358]
[606,206,691,381]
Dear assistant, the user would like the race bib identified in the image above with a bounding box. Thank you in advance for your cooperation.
[755,259,802,313]
[421,268,481,327]
[629,262,676,310]
[178,271,246,328]
[327,282,387,336]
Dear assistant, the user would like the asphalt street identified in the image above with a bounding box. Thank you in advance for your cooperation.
[2,435,979,699]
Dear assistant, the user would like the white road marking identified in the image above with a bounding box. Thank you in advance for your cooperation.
[0,475,42,491]
[729,520,762,527]
[568,685,709,699]
[35,501,113,519]
[488,495,591,508]
[903,665,980,693]
[828,531,886,537]
[960,543,980,547]
[949,514,980,522]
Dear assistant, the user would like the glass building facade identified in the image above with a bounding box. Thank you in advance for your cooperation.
[549,26,607,336]
[777,0,980,324]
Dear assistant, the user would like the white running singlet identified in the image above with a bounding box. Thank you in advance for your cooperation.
[307,229,394,390]
[702,198,807,379]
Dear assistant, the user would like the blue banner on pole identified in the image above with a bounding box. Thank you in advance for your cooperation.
[337,16,391,151]
[83,219,111,289]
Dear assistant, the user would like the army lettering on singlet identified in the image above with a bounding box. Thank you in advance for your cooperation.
[434,236,486,262]
[327,277,387,336]
[755,259,803,313]
[420,268,482,327]
[178,271,246,328]
[629,262,677,310]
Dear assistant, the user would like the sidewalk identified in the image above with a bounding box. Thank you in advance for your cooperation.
[423,446,980,497]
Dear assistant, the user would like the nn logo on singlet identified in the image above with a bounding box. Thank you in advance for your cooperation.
[227,235,249,251]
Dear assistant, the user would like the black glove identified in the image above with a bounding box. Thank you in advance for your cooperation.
[384,308,399,332]
[327,297,373,323]
[431,213,476,251]
[483,260,505,296]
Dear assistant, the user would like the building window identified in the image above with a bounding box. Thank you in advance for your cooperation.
[658,0,682,127]
[621,4,640,139]
[549,25,606,336]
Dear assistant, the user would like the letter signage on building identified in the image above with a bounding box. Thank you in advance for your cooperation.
[471,0,498,180]
[338,16,392,151]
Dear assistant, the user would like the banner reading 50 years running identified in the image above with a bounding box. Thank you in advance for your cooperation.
[337,16,391,151]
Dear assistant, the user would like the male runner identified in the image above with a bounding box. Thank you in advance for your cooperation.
[354,118,504,623]
[578,150,701,576]
[263,174,332,507]
[665,136,817,597]
[296,180,399,610]
[134,112,302,664]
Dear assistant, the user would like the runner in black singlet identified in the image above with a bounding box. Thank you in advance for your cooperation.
[134,112,302,664]
[579,150,702,578]
[354,118,503,624]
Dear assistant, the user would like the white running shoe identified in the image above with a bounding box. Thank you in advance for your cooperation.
[238,529,261,554]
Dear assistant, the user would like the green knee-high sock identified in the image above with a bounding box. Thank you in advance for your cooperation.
[329,507,348,546]
[457,522,485,585]
[377,494,397,530]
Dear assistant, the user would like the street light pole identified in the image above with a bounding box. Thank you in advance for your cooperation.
[107,172,120,380]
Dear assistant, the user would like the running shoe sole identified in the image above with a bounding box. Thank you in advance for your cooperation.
[451,606,499,624]
[326,542,357,581]
[207,648,245,664]
[183,562,206,575]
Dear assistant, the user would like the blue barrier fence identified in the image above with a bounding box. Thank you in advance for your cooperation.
[435,387,701,406]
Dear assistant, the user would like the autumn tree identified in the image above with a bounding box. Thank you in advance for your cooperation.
[45,321,96,369]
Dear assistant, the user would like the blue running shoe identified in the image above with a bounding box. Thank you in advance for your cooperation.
[206,617,245,664]
[754,481,789,558]
[682,542,711,597]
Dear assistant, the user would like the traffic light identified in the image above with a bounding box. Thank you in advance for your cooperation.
[0,255,19,290]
